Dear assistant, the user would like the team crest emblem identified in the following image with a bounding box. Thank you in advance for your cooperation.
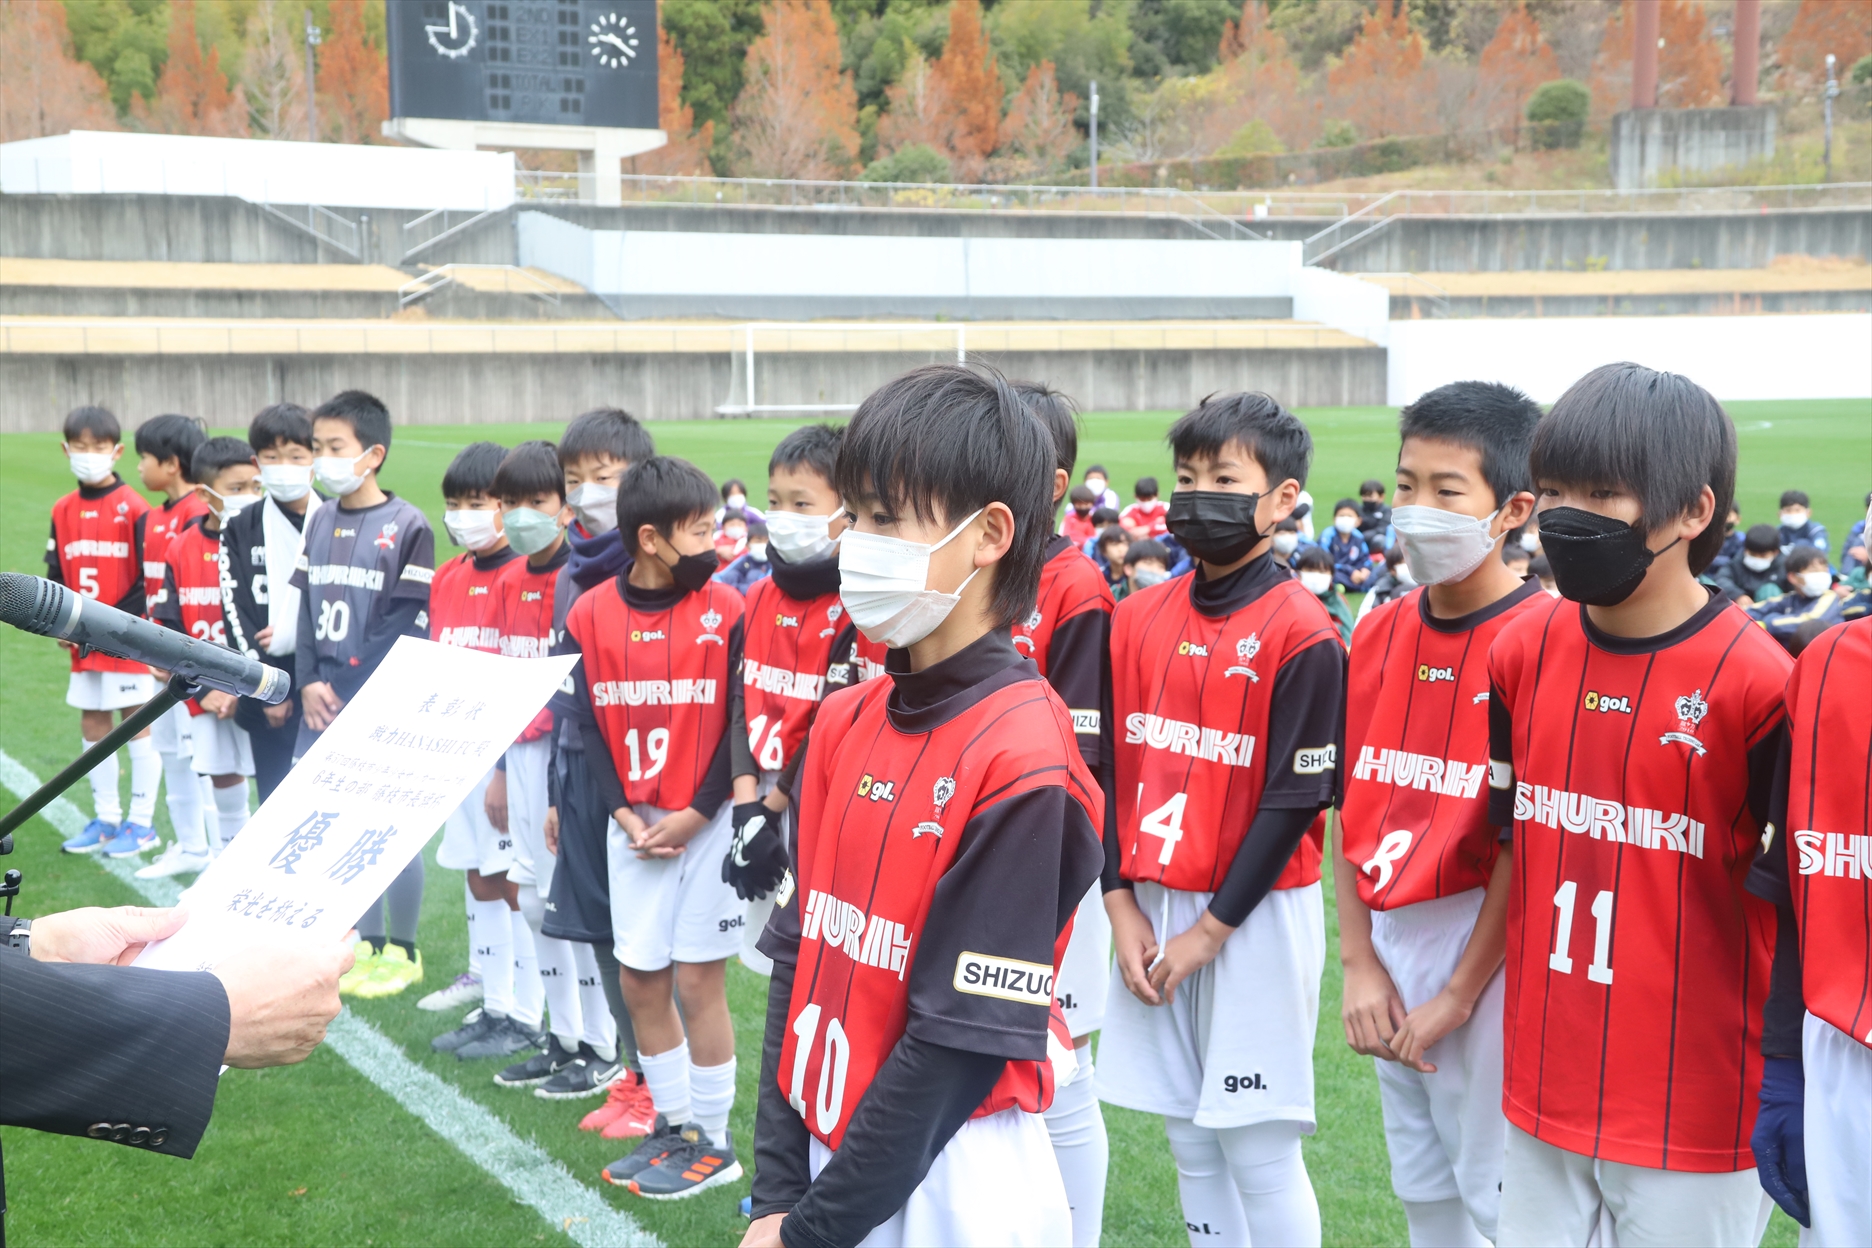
[696,607,725,644]
[1224,633,1261,681]
[116,501,130,514]
[827,603,842,623]
[1025,607,1043,629]
[1673,689,1709,728]
[911,821,945,839]
[932,775,956,817]
[374,521,399,550]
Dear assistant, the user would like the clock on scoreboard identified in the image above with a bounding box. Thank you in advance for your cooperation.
[387,0,658,129]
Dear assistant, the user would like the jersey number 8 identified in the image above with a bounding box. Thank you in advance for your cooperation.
[788,1003,850,1135]
[315,599,350,642]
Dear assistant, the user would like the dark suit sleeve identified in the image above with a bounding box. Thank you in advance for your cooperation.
[0,954,230,1159]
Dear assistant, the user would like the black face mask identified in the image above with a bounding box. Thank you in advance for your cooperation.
[1166,490,1266,566]
[662,546,719,593]
[1537,506,1680,607]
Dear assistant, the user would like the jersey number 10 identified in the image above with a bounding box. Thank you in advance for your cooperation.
[1549,880,1614,985]
[788,1003,850,1135]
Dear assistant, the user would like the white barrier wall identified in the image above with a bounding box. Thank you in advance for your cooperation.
[1387,314,1872,404]
[0,131,515,212]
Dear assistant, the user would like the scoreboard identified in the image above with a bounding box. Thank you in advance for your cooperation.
[387,0,659,130]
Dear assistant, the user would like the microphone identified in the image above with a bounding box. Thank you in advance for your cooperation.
[0,573,291,705]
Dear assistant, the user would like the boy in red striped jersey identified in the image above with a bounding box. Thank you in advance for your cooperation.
[1336,381,1543,1247]
[1096,393,1345,1248]
[745,365,1102,1248]
[564,456,747,1200]
[1488,364,1788,1246]
[1748,612,1871,1246]
[48,405,158,857]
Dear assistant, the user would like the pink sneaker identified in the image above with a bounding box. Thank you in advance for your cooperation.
[600,1074,659,1140]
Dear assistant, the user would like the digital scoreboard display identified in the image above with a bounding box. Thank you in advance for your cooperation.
[387,0,658,129]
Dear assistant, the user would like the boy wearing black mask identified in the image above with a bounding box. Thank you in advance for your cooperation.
[1488,363,1791,1246]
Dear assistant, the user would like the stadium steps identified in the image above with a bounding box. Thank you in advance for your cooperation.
[1373,260,1872,319]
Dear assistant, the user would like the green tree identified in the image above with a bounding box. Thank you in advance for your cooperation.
[664,0,767,169]
[1525,77,1587,149]
[861,141,949,181]
[989,0,1133,135]
[1265,0,1371,72]
[64,0,169,114]
[1128,0,1239,80]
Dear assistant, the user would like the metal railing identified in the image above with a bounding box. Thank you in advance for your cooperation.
[397,265,562,309]
[401,207,503,262]
[256,201,361,259]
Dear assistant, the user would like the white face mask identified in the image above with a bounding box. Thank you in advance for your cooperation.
[1781,510,1807,528]
[1299,570,1333,596]
[1272,533,1300,556]
[1334,515,1359,534]
[1797,570,1831,598]
[313,449,375,497]
[747,542,768,563]
[838,509,983,649]
[1519,531,1541,553]
[66,448,116,484]
[1391,562,1416,587]
[725,493,747,511]
[765,509,835,562]
[205,487,260,519]
[1086,480,1106,497]
[445,508,502,551]
[567,482,617,535]
[1742,552,1775,572]
[1391,505,1502,586]
[259,462,313,502]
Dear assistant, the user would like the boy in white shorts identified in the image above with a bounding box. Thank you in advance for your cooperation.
[1097,394,1344,1248]
[562,456,746,1200]
[1336,381,1544,1246]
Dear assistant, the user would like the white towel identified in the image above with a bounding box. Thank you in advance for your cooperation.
[262,495,316,656]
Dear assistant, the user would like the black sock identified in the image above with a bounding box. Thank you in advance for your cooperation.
[366,936,387,955]
[389,938,416,958]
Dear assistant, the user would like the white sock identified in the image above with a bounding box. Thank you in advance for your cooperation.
[1403,1197,1490,1248]
[640,1041,692,1127]
[1045,1053,1108,1248]
[690,1056,736,1146]
[534,929,584,1049]
[125,735,160,827]
[84,735,122,824]
[160,747,208,853]
[1166,1116,1248,1247]
[211,781,250,848]
[573,941,618,1058]
[470,897,514,1017]
[507,906,543,1029]
[198,773,216,826]
[465,880,482,981]
[1216,1120,1321,1248]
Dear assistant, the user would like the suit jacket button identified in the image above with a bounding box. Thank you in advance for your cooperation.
[129,1126,151,1145]
[110,1124,131,1142]
[149,1128,168,1147]
[87,1123,112,1139]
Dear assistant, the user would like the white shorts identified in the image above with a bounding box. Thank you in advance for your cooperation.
[436,768,514,875]
[504,738,554,896]
[186,712,253,778]
[1096,880,1325,1131]
[1805,1011,1872,1248]
[1369,887,1506,1239]
[148,701,195,756]
[809,1106,1071,1247]
[607,800,740,972]
[1497,1123,1773,1248]
[67,670,156,712]
[1055,880,1111,1039]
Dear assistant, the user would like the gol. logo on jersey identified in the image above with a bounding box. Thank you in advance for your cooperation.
[629,629,666,642]
[1177,640,1210,657]
[1583,690,1632,714]
[857,774,896,802]
[1417,664,1455,683]
[775,613,799,628]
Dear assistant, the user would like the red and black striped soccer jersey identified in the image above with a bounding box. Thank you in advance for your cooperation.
[1487,591,1792,1172]
[739,574,870,774]
[151,515,231,647]
[780,634,1103,1149]
[429,547,520,653]
[141,492,209,612]
[564,578,744,812]
[1341,580,1546,909]
[47,477,150,675]
[1012,536,1114,768]
[492,546,568,743]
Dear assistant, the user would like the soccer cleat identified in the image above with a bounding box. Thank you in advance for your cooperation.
[628,1125,742,1200]
[536,1046,623,1100]
[456,1015,544,1061]
[338,942,381,996]
[134,842,212,880]
[353,945,424,998]
[417,973,484,1012]
[579,1071,642,1131]
[494,1033,579,1088]
[431,1008,495,1053]
[598,1074,660,1140]
[599,1115,684,1187]
[101,822,158,857]
[61,818,117,854]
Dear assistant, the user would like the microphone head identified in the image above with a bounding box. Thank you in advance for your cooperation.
[253,663,293,706]
[0,573,76,638]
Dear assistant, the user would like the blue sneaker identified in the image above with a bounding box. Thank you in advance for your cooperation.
[101,822,158,857]
[62,818,117,853]
[740,1196,753,1220]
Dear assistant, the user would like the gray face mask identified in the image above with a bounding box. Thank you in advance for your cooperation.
[1131,566,1169,588]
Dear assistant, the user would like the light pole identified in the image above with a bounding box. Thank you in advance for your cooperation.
[1823,53,1839,182]
[1088,81,1100,189]
[304,9,321,143]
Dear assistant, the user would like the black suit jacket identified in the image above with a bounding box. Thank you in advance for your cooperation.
[0,936,230,1212]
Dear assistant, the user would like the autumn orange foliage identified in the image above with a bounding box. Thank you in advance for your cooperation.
[1589,0,1725,120]
[1476,4,1560,134]
[316,0,387,144]
[933,0,1000,180]
[877,50,955,163]
[633,22,715,175]
[134,0,249,136]
[1214,1,1314,151]
[1778,0,1872,93]
[0,0,119,142]
[732,0,860,179]
[1326,0,1433,140]
[993,61,1079,182]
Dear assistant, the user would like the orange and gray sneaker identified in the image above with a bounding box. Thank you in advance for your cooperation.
[599,1074,659,1140]
[600,1114,684,1188]
[628,1124,742,1200]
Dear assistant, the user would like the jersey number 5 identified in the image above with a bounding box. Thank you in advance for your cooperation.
[1549,881,1614,985]
[77,566,101,598]
[787,1003,850,1135]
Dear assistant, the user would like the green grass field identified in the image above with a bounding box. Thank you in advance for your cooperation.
[4,399,1863,1246]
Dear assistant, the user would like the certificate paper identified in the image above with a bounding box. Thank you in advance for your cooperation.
[137,636,577,971]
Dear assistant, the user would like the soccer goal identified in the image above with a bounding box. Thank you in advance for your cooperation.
[714,322,970,417]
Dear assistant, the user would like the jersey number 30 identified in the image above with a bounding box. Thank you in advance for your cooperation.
[315,599,351,642]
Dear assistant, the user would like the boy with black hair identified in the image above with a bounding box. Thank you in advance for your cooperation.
[1272,515,1305,566]
[423,441,525,1030]
[486,440,621,1088]
[292,389,435,1000]
[542,408,660,1138]
[1121,476,1168,540]
[1096,391,1345,1248]
[1747,615,1870,1247]
[145,436,261,874]
[134,412,213,870]
[746,364,1102,1248]
[1748,545,1844,653]
[1011,379,1116,1248]
[715,516,772,594]
[1358,478,1392,540]
[1122,538,1172,598]
[50,405,160,857]
[1083,464,1119,512]
[1713,523,1787,604]
[1094,525,1130,593]
[563,456,747,1198]
[1326,497,1374,589]
[1488,363,1789,1246]
[1777,489,1829,554]
[221,403,320,802]
[1712,502,1745,573]
[1061,484,1099,545]
[1337,380,1543,1248]
[1294,544,1356,644]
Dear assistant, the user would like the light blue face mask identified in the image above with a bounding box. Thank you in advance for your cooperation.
[502,506,564,556]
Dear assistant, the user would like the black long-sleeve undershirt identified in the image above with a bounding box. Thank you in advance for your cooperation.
[1207,805,1321,927]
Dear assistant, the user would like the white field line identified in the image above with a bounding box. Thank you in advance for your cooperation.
[0,748,660,1248]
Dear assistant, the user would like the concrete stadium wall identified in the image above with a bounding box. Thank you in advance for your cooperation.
[1391,289,1872,318]
[0,346,1384,432]
[0,284,620,321]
